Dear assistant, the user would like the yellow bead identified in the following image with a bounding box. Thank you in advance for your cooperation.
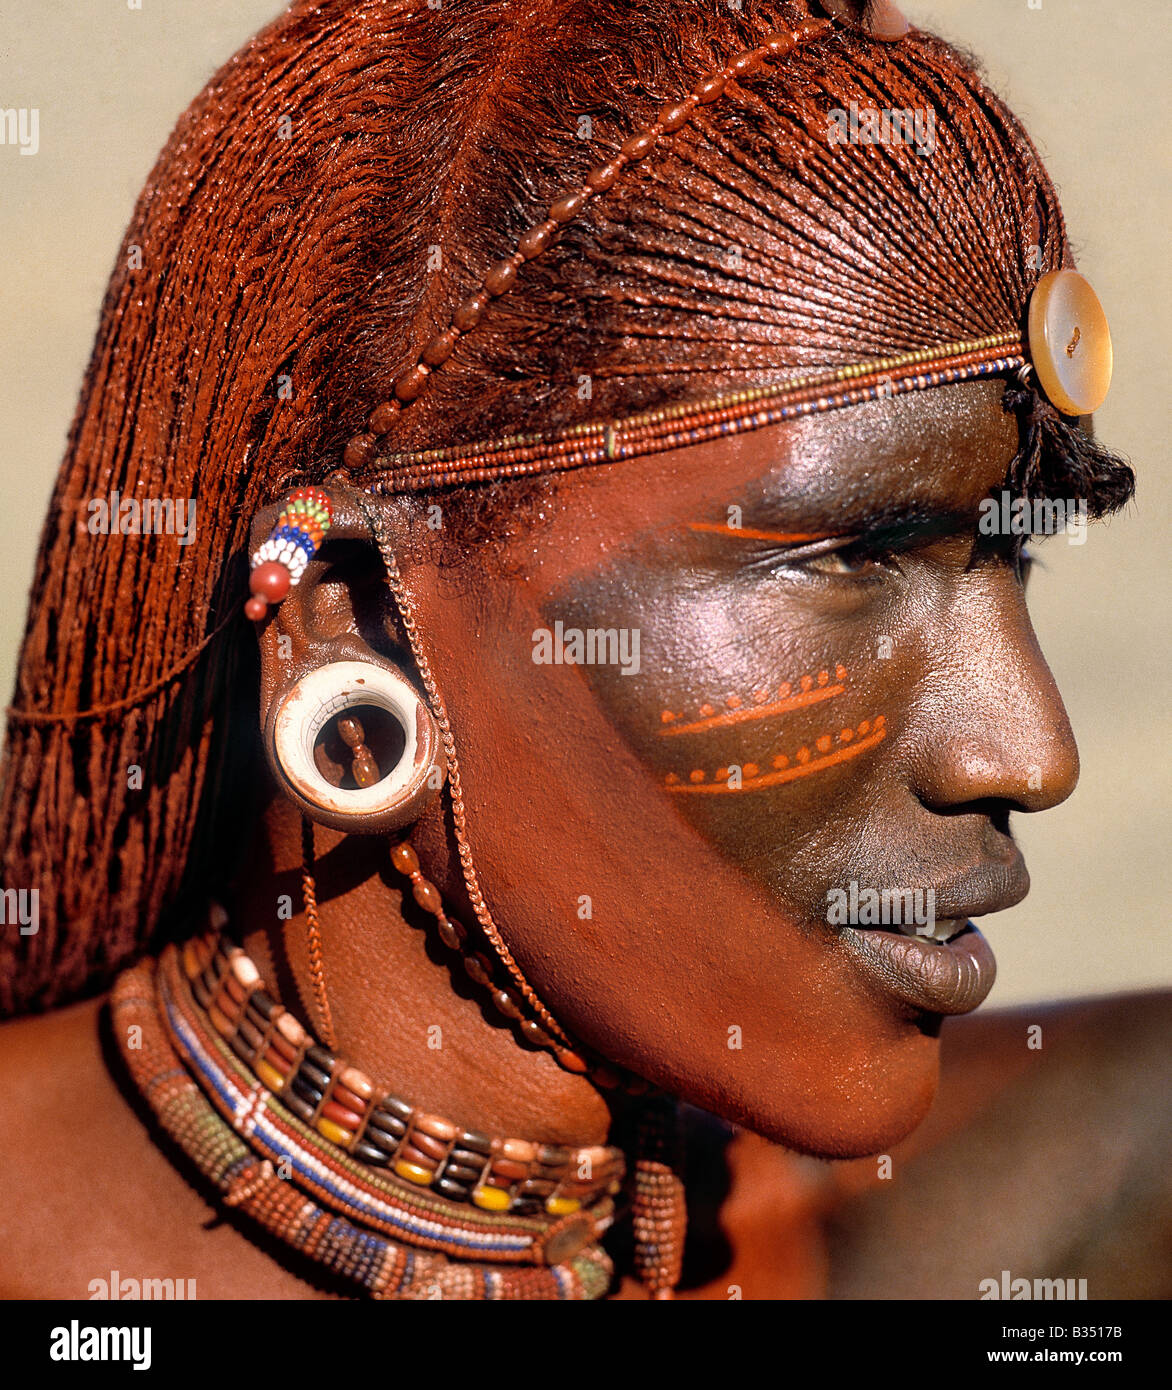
[181,940,201,980]
[256,1060,285,1092]
[393,1160,434,1186]
[472,1184,512,1212]
[316,1118,353,1147]
[1027,268,1112,416]
[545,1195,582,1217]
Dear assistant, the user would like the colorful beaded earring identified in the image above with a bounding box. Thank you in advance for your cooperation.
[244,486,333,620]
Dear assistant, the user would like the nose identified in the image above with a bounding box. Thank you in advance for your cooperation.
[907,574,1080,814]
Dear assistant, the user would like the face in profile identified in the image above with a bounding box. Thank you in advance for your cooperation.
[386,375,1083,1157]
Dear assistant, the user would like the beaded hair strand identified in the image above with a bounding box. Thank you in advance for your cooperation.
[338,16,838,474]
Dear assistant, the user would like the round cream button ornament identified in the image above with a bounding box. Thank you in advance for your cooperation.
[1026,268,1112,416]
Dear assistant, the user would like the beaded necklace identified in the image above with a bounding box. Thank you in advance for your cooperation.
[178,928,625,1219]
[113,950,618,1299]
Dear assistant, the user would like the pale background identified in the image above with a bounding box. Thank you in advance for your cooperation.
[0,1,1167,1004]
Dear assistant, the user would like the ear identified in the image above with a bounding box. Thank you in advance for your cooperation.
[247,485,446,833]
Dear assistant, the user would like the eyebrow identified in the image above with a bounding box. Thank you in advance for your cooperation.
[705,498,975,545]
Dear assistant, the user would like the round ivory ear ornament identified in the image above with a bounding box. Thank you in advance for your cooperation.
[1026,269,1112,416]
[268,661,443,832]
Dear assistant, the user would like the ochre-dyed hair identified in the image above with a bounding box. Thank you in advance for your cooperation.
[0,0,1132,1014]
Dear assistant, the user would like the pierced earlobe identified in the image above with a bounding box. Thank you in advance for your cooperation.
[265,660,446,833]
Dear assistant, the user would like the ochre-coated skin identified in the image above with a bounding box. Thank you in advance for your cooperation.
[2,382,1167,1296]
[2,991,1168,1298]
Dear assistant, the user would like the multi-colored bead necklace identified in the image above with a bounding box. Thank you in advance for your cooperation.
[113,949,618,1298]
[178,927,625,1219]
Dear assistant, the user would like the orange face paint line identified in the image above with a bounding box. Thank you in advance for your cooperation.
[660,665,849,736]
[664,715,886,793]
[687,523,830,544]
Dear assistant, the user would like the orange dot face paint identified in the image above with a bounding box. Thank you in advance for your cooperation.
[658,664,847,736]
[665,716,887,793]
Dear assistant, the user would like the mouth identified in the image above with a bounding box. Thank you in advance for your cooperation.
[836,856,1029,1016]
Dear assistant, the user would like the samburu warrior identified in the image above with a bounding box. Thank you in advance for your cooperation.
[1,0,1166,1300]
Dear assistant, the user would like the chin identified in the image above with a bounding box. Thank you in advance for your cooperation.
[692,1024,943,1160]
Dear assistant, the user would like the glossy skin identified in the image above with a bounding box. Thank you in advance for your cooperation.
[317,378,1076,1156]
[2,377,1161,1299]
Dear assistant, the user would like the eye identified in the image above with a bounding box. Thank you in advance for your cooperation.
[755,534,904,586]
[804,547,882,576]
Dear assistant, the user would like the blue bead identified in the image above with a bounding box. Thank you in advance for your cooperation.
[272,524,317,558]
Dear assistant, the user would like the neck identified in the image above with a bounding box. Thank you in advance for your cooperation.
[230,795,615,1149]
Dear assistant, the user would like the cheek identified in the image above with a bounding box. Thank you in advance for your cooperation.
[557,572,903,887]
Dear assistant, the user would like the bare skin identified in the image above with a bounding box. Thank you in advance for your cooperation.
[1,381,1165,1297]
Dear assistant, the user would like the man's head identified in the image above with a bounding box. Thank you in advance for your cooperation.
[1,0,1131,1161]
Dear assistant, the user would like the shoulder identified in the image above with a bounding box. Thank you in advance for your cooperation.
[0,993,326,1299]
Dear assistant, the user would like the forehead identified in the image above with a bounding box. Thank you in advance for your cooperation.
[739,378,1021,532]
[535,378,1021,551]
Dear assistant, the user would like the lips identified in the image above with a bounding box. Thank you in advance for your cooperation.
[834,852,1028,1015]
[840,920,996,1014]
[928,854,1031,922]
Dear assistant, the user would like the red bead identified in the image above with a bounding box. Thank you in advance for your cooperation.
[517,220,558,259]
[549,190,588,224]
[436,917,463,950]
[394,363,430,402]
[727,48,764,78]
[336,714,365,748]
[369,401,400,433]
[519,1018,552,1047]
[620,130,658,160]
[791,18,829,44]
[244,596,268,621]
[452,291,489,331]
[249,561,291,602]
[585,159,625,192]
[492,990,522,1021]
[762,29,797,58]
[391,841,420,875]
[693,74,726,104]
[484,259,519,296]
[463,954,493,988]
[411,878,443,915]
[352,747,380,787]
[420,328,460,367]
[657,100,694,133]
